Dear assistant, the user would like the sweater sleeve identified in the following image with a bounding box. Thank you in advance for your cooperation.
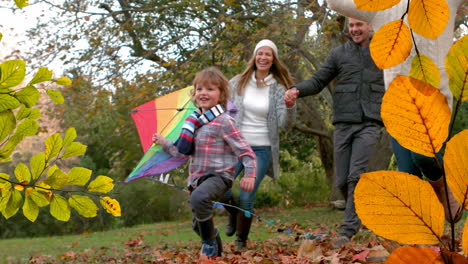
[274,83,296,129]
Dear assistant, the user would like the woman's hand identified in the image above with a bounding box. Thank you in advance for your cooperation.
[240,177,255,192]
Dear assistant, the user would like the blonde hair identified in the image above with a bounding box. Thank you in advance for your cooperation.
[191,67,230,109]
[236,43,294,95]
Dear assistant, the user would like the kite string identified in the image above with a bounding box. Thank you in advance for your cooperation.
[158,98,192,135]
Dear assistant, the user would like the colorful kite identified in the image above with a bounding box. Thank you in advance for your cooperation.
[125,86,236,183]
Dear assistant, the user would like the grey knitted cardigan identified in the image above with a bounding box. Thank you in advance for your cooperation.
[229,74,296,180]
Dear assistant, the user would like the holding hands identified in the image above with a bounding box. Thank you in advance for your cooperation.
[284,88,299,108]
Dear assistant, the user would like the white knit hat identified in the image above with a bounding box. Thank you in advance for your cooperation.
[253,39,278,57]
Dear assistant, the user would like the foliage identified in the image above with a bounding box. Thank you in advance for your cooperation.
[0,1,120,223]
[353,0,467,262]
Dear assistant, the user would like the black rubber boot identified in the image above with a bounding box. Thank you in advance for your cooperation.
[224,197,238,237]
[198,218,219,257]
[235,213,253,250]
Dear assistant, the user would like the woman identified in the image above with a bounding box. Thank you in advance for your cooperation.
[224,39,296,250]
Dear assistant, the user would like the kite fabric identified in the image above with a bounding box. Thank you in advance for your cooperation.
[125,86,237,183]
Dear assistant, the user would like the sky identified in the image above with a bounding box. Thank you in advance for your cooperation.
[0,2,65,75]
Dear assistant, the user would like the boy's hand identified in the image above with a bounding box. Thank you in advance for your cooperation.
[152,133,166,145]
[240,177,255,193]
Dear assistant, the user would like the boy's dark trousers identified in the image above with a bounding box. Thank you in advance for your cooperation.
[190,174,232,256]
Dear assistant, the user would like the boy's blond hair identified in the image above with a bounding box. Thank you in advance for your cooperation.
[191,67,230,109]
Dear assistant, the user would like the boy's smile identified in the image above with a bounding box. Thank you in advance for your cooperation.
[195,82,221,112]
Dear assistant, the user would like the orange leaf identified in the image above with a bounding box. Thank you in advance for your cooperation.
[353,0,401,11]
[381,75,451,157]
[408,0,449,40]
[410,53,440,89]
[370,19,412,69]
[355,171,444,245]
[444,129,468,209]
[463,220,468,256]
[385,246,442,263]
[445,35,468,102]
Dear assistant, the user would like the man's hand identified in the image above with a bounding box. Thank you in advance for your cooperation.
[285,88,299,108]
[240,177,255,192]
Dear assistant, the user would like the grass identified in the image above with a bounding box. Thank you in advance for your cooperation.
[0,207,343,263]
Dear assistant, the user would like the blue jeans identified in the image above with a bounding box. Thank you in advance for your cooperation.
[224,146,272,213]
[390,137,443,181]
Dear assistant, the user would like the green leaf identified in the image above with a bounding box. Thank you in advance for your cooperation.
[15,86,40,108]
[87,176,114,193]
[63,127,77,147]
[10,118,38,144]
[50,194,70,221]
[23,196,39,222]
[0,33,2,41]
[68,167,92,186]
[0,110,16,142]
[28,188,49,207]
[0,189,11,211]
[0,119,38,159]
[16,105,41,120]
[68,195,98,218]
[44,168,69,189]
[55,77,72,86]
[62,142,86,159]
[0,94,21,112]
[2,190,22,219]
[0,173,10,183]
[0,60,26,89]
[45,133,63,161]
[14,0,29,8]
[30,152,46,180]
[46,90,64,104]
[14,162,31,183]
[29,67,53,85]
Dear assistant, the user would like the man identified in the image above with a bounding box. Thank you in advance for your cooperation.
[285,17,385,247]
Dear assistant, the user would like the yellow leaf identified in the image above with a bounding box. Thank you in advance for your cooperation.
[14,162,31,184]
[28,188,49,207]
[410,53,440,89]
[355,171,444,244]
[87,176,114,193]
[29,67,53,85]
[2,190,22,219]
[444,129,468,209]
[385,246,442,263]
[100,196,121,217]
[44,168,69,189]
[353,0,400,11]
[55,77,72,86]
[446,35,468,102]
[50,194,70,221]
[0,60,26,89]
[63,127,77,147]
[45,133,63,161]
[23,196,39,222]
[68,167,92,186]
[408,0,449,40]
[14,184,24,191]
[61,142,87,159]
[381,76,451,157]
[68,195,98,218]
[370,19,412,69]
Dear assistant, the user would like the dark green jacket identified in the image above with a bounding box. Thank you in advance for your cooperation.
[295,40,384,124]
